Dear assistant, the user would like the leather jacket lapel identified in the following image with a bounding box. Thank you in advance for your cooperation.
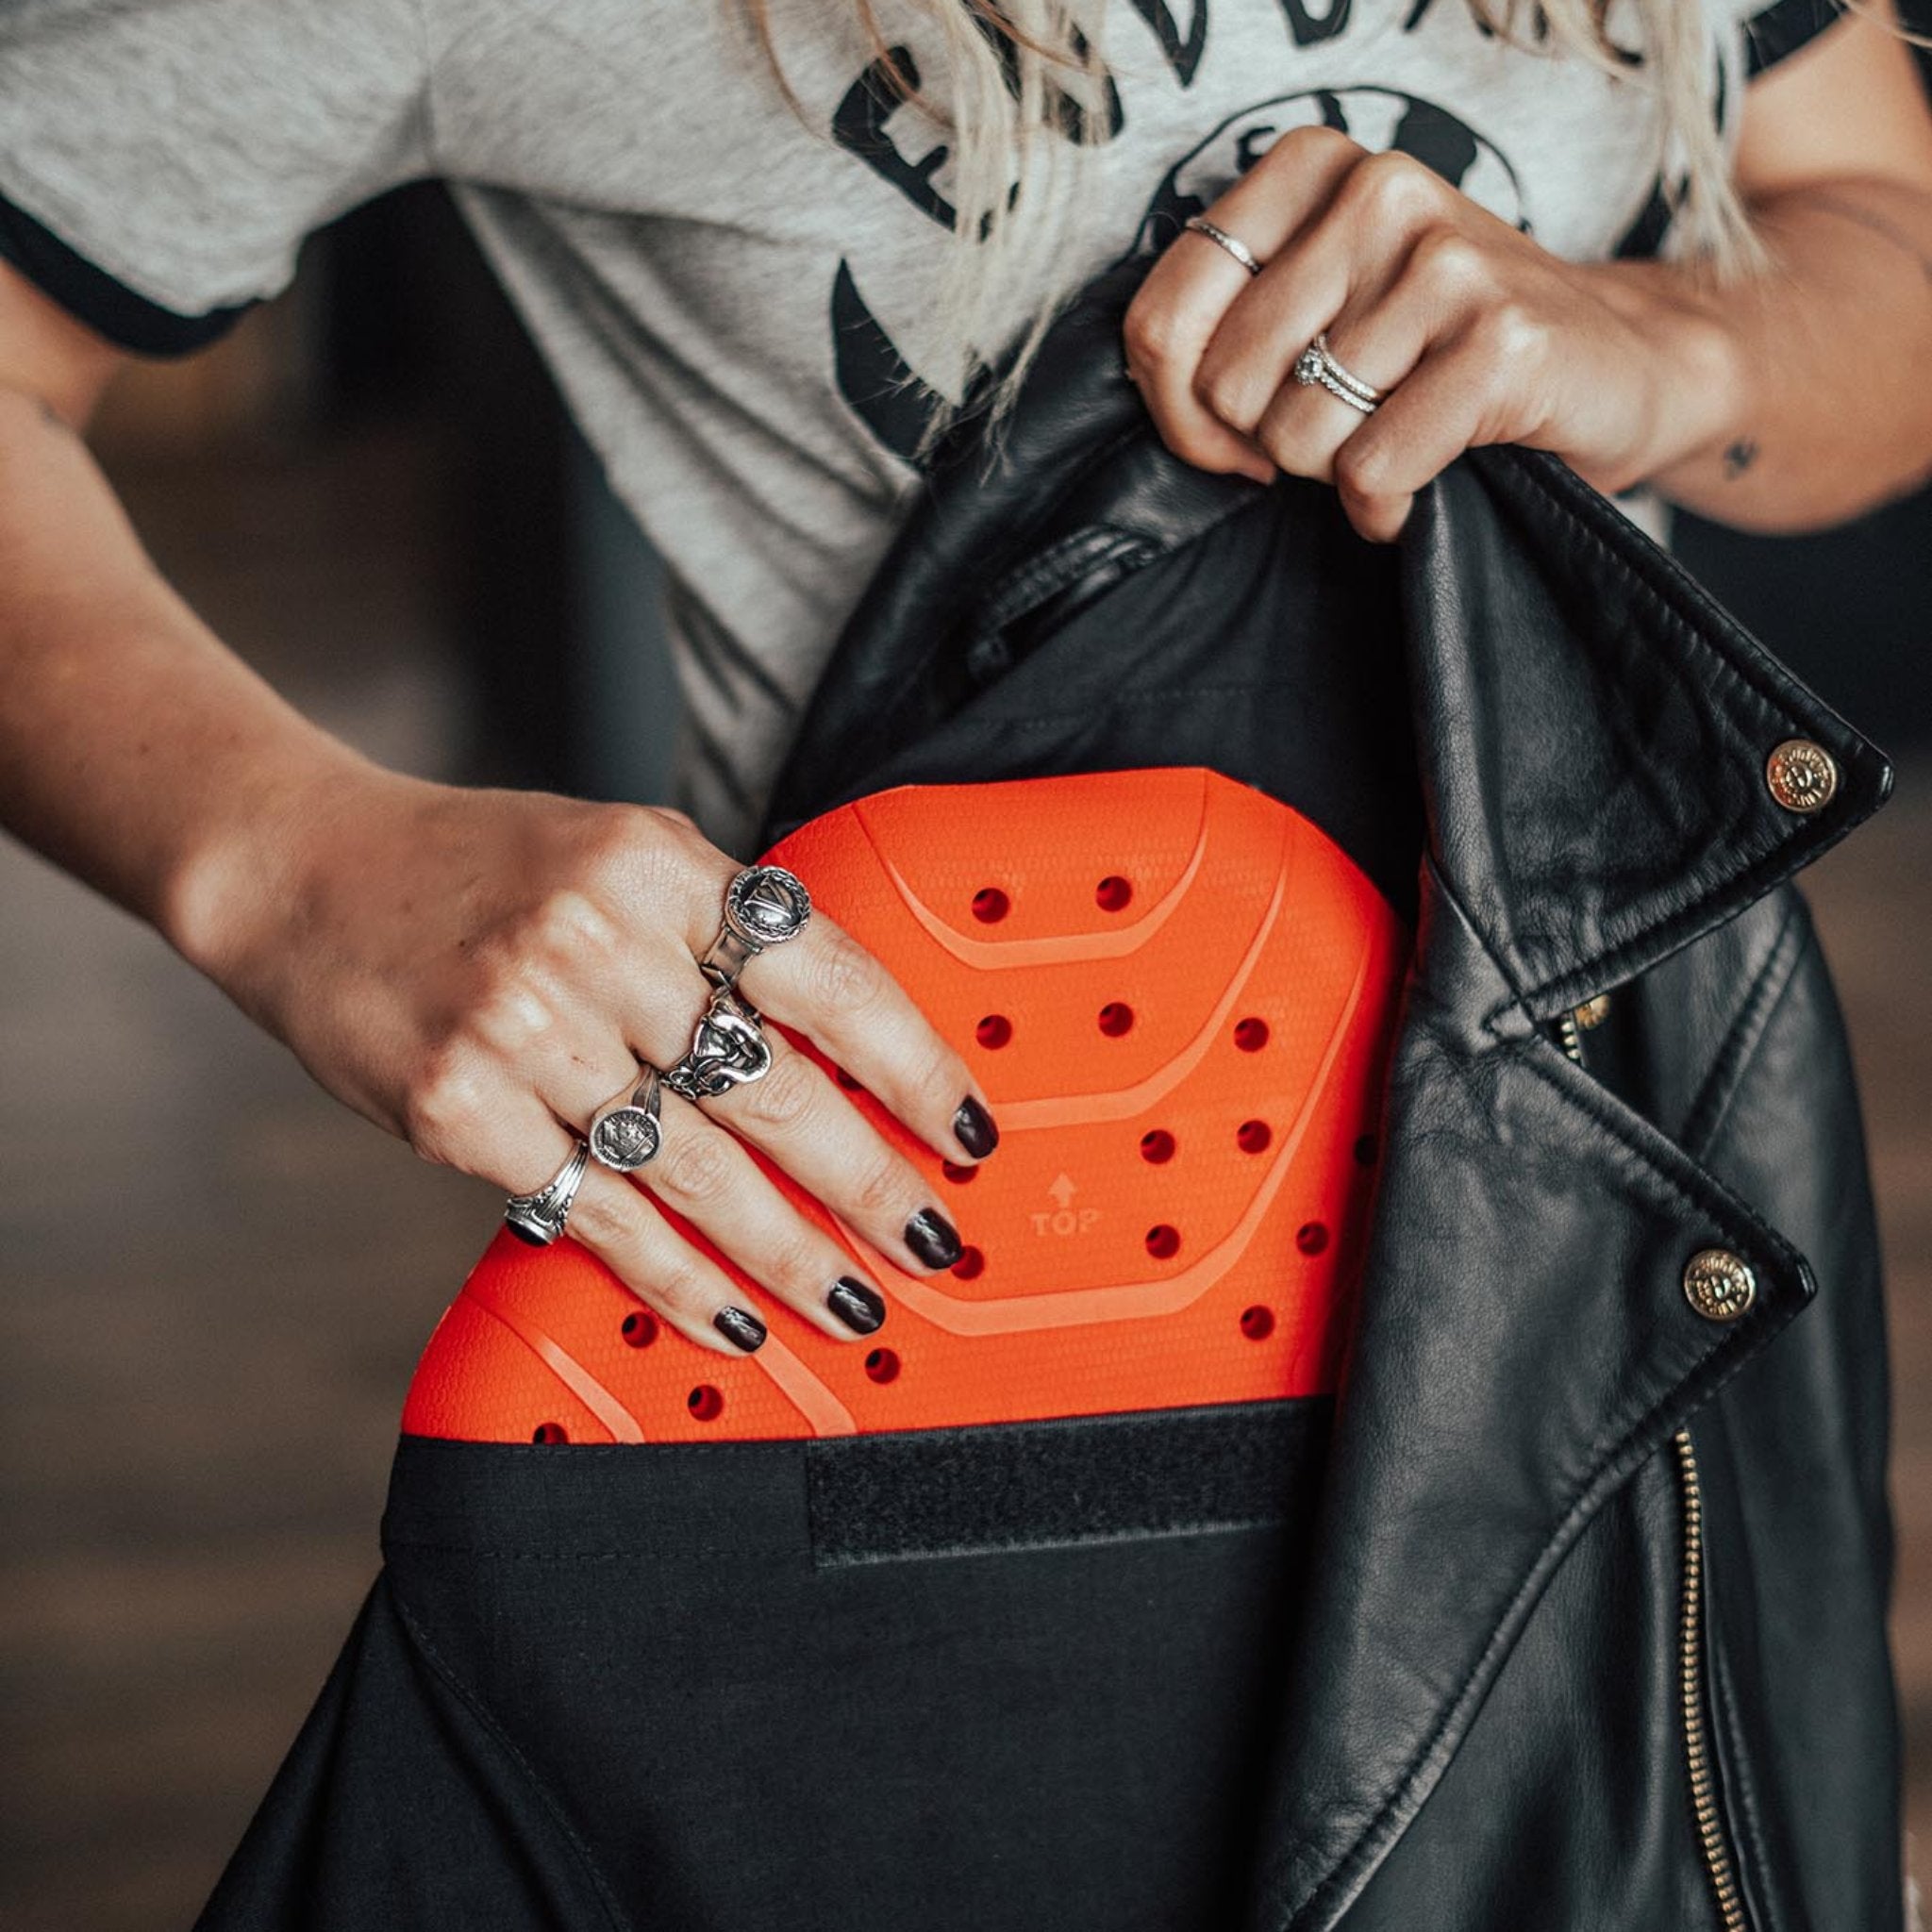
[1242,450,1891,1931]
[1402,450,1890,1021]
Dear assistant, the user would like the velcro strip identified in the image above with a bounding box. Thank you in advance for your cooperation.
[804,1395,1329,1568]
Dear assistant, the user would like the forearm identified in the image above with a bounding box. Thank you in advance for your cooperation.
[0,383,370,965]
[1606,175,1932,532]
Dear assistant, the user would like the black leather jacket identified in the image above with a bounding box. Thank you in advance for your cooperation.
[760,261,1902,1931]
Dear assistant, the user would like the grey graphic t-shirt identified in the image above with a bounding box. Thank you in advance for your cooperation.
[0,0,1838,854]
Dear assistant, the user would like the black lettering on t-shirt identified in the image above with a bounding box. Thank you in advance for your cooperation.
[832,47,957,230]
[972,13,1125,140]
[1127,0,1210,85]
[1391,96,1479,186]
[830,259,948,463]
[1278,0,1353,48]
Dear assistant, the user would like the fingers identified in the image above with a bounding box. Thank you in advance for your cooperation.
[587,1077,904,1345]
[651,838,997,1174]
[562,1162,790,1357]
[1325,326,1504,542]
[1124,129,1533,535]
[728,904,998,1172]
[1124,126,1365,480]
[427,1081,775,1360]
[533,1024,922,1346]
[681,1024,969,1279]
[1246,240,1449,486]
[1191,172,1426,443]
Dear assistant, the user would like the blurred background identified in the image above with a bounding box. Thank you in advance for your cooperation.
[0,179,1927,1929]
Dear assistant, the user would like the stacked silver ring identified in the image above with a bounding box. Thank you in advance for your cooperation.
[504,1140,591,1247]
[1293,332,1384,415]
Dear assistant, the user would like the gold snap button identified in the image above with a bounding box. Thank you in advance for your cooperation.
[1683,1247,1757,1323]
[1765,740,1838,815]
[1573,994,1611,1030]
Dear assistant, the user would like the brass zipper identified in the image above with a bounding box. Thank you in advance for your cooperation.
[1555,1010,1585,1063]
[1555,994,1610,1066]
[1673,1427,1750,1932]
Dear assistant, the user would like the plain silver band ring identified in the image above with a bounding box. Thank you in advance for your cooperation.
[587,1065,665,1173]
[1182,216,1264,277]
[504,1139,591,1246]
[1293,333,1384,414]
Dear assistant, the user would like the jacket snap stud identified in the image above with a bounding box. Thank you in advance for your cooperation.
[1683,1247,1757,1323]
[1765,739,1838,814]
[1573,994,1611,1030]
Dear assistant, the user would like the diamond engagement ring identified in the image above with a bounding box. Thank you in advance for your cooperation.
[1182,215,1264,277]
[1293,332,1385,415]
[503,1140,591,1247]
[663,984,774,1102]
[588,1065,665,1173]
[697,864,811,995]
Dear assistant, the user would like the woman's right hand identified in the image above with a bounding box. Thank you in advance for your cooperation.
[179,760,999,1356]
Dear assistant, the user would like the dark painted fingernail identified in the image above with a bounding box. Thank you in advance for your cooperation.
[904,1207,962,1270]
[952,1095,999,1159]
[713,1306,767,1352]
[827,1277,887,1335]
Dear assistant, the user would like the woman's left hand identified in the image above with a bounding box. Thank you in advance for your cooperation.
[1122,125,1738,541]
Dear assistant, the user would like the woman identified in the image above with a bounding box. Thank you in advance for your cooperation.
[0,1,1926,1925]
[0,0,1927,1357]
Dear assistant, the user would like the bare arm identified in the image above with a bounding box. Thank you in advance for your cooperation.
[0,271,358,947]
[0,260,998,1352]
[1641,8,1932,528]
[1124,1,1932,539]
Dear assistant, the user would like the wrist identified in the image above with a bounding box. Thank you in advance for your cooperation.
[1587,259,1755,487]
[159,730,385,991]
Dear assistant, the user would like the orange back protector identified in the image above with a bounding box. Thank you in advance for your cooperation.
[401,767,1409,1441]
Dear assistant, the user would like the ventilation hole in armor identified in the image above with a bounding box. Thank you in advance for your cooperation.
[1240,1305,1276,1341]
[687,1386,724,1423]
[951,1245,986,1280]
[1296,1222,1330,1256]
[1145,1224,1181,1259]
[1236,1119,1272,1154]
[532,1422,568,1444]
[941,1159,978,1185]
[975,1014,1013,1049]
[1234,1017,1270,1052]
[865,1347,900,1384]
[1140,1128,1176,1164]
[972,887,1010,924]
[1098,1001,1134,1037]
[621,1310,658,1348]
[1095,874,1133,912]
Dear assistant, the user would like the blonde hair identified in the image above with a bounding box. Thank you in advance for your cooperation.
[743,0,1757,451]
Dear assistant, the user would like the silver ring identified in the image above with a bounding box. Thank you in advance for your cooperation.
[663,985,774,1102]
[588,1065,664,1173]
[1182,215,1264,277]
[1293,332,1383,415]
[697,864,811,995]
[503,1140,591,1247]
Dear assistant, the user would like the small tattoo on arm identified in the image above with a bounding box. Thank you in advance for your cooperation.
[1722,439,1758,480]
